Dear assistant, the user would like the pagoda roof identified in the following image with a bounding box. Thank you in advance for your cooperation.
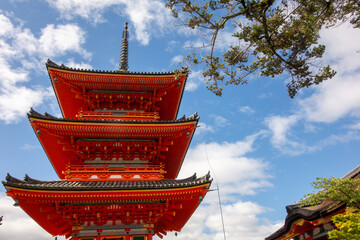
[28,108,198,124]
[3,172,211,191]
[46,60,189,120]
[3,173,211,238]
[47,59,189,76]
[28,109,198,179]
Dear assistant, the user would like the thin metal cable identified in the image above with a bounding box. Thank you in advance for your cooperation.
[204,144,227,240]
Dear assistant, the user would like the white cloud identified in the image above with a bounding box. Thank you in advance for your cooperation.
[265,113,360,155]
[185,69,205,92]
[183,24,240,51]
[264,23,360,154]
[0,13,15,36]
[0,13,89,123]
[170,134,279,240]
[179,132,272,197]
[349,121,360,130]
[298,73,360,123]
[45,0,173,45]
[318,131,360,147]
[258,92,273,99]
[165,200,282,240]
[183,38,208,50]
[194,115,230,138]
[195,122,215,135]
[166,40,179,52]
[0,85,53,123]
[8,21,90,64]
[206,201,281,240]
[171,54,183,65]
[39,24,90,59]
[239,105,255,114]
[122,1,171,45]
[45,0,113,23]
[210,114,230,127]
[320,22,360,72]
[215,28,240,51]
[296,22,360,123]
[20,143,41,151]
[264,115,318,155]
[265,115,299,148]
[65,58,93,70]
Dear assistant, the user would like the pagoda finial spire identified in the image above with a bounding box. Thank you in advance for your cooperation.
[119,22,129,72]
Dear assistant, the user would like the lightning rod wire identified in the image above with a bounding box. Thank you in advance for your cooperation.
[204,144,227,240]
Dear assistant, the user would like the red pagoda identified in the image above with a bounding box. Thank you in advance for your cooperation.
[3,23,211,240]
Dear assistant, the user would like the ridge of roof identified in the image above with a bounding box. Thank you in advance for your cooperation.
[265,202,345,240]
[3,173,212,191]
[46,59,190,76]
[342,164,360,179]
[27,108,199,124]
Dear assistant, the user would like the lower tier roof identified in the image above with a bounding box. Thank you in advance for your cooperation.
[3,173,212,239]
[3,172,211,191]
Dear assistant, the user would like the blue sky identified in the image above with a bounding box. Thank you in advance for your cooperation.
[1,1,360,240]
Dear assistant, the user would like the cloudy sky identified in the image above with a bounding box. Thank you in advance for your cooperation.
[1,1,360,240]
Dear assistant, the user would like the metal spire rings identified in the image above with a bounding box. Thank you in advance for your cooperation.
[119,22,129,72]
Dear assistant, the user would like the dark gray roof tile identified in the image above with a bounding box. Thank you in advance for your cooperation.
[46,59,190,75]
[3,173,212,191]
[27,108,199,124]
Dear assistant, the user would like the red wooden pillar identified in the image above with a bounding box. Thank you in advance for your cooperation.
[147,234,153,240]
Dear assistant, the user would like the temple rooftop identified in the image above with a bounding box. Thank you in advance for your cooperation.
[266,164,360,240]
[3,172,211,191]
[46,59,189,76]
[28,108,199,123]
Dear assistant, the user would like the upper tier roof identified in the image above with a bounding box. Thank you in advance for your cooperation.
[46,60,189,121]
[47,59,187,75]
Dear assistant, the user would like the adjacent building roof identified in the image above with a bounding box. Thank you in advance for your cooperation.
[265,202,345,240]
[266,164,360,240]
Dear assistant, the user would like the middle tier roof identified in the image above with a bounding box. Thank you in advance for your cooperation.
[28,109,199,180]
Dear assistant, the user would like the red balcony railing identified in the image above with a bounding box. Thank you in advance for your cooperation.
[63,164,166,181]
